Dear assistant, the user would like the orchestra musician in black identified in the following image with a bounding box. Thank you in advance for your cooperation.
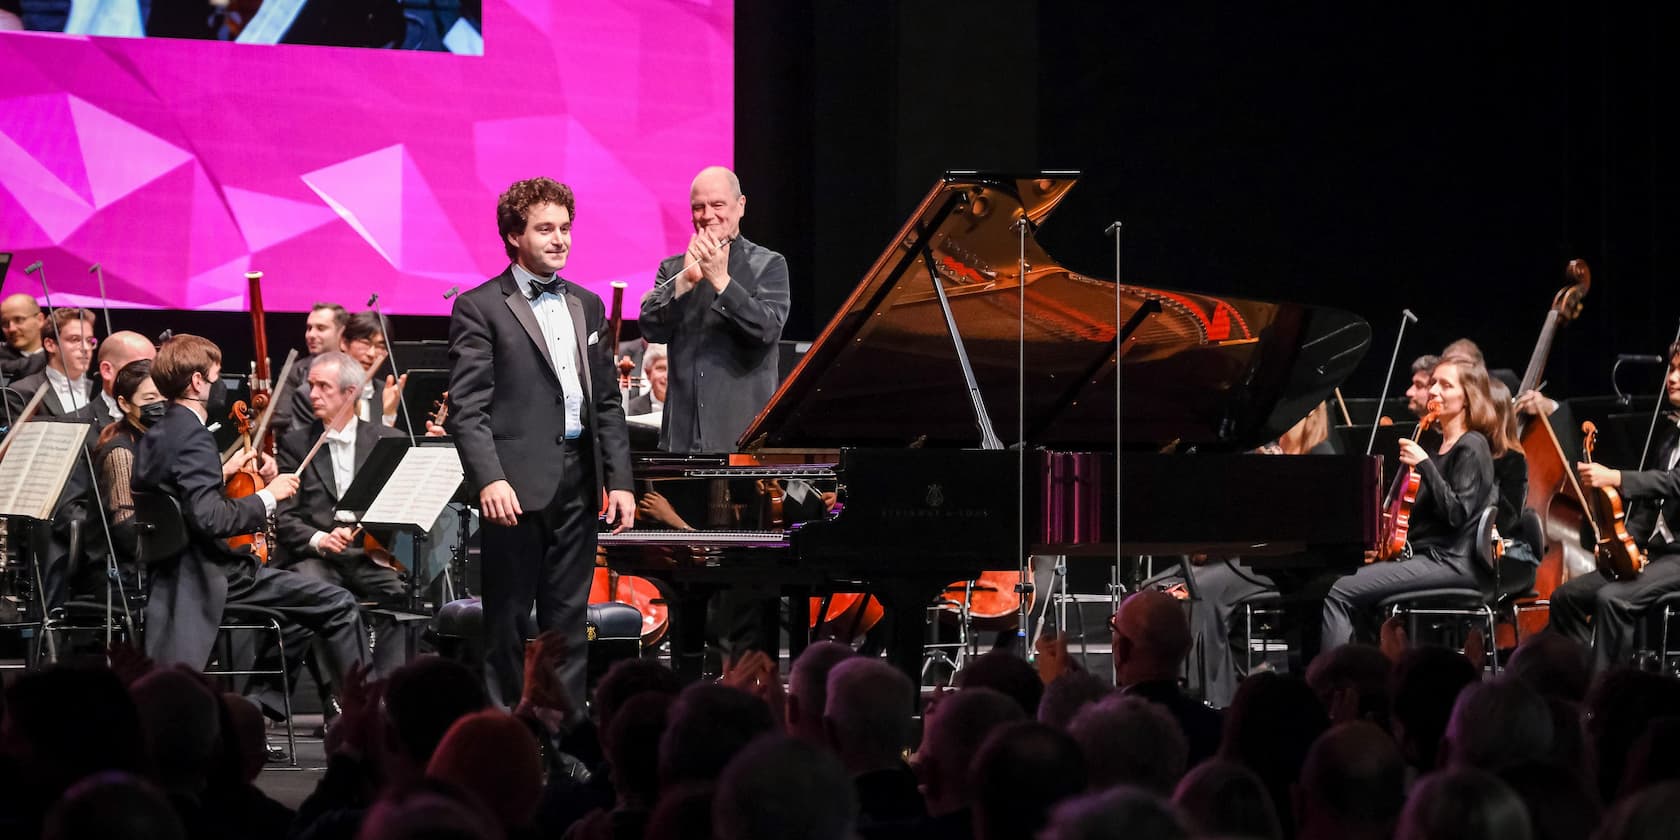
[445,177,635,710]
[1547,340,1680,669]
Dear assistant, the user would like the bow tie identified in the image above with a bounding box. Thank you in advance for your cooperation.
[526,275,566,300]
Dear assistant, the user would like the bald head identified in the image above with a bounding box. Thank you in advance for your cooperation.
[692,166,742,197]
[98,331,157,394]
[1,293,45,352]
[1113,590,1192,685]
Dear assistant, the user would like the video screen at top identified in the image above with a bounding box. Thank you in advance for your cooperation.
[0,1,483,54]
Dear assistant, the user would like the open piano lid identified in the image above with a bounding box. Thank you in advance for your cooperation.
[741,172,1372,453]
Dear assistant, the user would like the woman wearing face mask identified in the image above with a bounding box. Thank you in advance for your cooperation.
[95,358,166,561]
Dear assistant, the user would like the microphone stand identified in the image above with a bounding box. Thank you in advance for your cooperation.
[366,294,418,448]
[1366,309,1420,455]
[1636,319,1680,472]
[88,263,114,336]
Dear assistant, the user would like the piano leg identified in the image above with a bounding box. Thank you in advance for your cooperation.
[666,589,711,683]
[873,577,951,698]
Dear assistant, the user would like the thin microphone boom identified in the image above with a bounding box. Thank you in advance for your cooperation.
[88,262,113,335]
[1367,309,1420,455]
[367,293,418,447]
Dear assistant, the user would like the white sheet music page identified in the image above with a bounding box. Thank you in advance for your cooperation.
[0,422,88,520]
[360,446,464,532]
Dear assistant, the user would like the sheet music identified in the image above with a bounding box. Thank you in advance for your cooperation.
[0,422,88,520]
[360,446,464,532]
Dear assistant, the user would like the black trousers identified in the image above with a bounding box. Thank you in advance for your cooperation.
[293,553,409,677]
[480,440,595,710]
[1549,552,1680,670]
[221,560,367,717]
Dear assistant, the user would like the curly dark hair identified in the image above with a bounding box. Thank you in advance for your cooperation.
[496,178,576,260]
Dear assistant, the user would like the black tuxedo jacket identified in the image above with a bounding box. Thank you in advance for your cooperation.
[274,417,404,565]
[1626,421,1680,555]
[4,369,102,420]
[0,346,47,383]
[445,268,632,510]
[133,402,269,665]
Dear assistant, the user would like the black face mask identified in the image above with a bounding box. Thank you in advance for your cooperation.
[205,379,229,419]
[137,401,167,429]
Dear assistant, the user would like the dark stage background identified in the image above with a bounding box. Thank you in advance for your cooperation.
[56,2,1680,409]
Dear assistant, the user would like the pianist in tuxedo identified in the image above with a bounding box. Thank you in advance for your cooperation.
[274,349,409,676]
[1547,341,1680,670]
[638,166,789,455]
[0,293,49,382]
[1320,357,1501,648]
[134,334,366,692]
[445,177,635,709]
[272,300,348,438]
[4,307,99,419]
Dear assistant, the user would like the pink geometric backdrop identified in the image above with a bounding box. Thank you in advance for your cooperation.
[0,0,734,315]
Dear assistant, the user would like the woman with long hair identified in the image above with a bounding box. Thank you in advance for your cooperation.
[1321,357,1501,647]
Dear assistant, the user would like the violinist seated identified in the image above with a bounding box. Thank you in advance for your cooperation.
[133,334,367,712]
[1319,357,1503,650]
[1546,340,1680,671]
[93,359,165,577]
[285,311,405,435]
[274,350,410,677]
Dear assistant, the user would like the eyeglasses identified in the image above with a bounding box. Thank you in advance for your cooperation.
[51,336,98,348]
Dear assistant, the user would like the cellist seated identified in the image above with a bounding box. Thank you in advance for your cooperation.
[1546,340,1680,671]
[133,334,367,721]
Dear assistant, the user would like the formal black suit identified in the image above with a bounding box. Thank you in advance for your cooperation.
[640,236,789,454]
[133,402,365,686]
[445,266,633,707]
[275,417,409,675]
[0,346,47,383]
[1549,418,1680,669]
[4,368,101,420]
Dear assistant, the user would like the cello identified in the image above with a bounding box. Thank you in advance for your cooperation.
[1580,421,1645,580]
[1514,259,1597,637]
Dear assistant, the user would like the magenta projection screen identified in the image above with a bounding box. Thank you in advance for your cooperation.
[0,1,734,315]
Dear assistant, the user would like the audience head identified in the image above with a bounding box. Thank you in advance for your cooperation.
[1038,670,1112,730]
[955,649,1044,717]
[1389,646,1478,772]
[306,301,350,355]
[341,311,389,373]
[1173,760,1280,840]
[42,771,184,840]
[645,782,716,840]
[1396,768,1531,840]
[1306,643,1393,730]
[96,331,156,394]
[383,656,489,775]
[1294,721,1405,840]
[919,686,1025,816]
[42,307,97,379]
[785,641,854,744]
[1507,633,1591,703]
[1620,715,1680,797]
[822,656,915,774]
[425,710,543,832]
[659,683,774,789]
[1069,694,1188,795]
[606,692,673,809]
[360,778,504,840]
[642,342,669,403]
[152,334,222,402]
[713,734,856,840]
[1497,760,1602,840]
[1595,779,1680,840]
[220,692,267,783]
[971,721,1087,840]
[1110,590,1192,687]
[1,292,46,352]
[1444,677,1553,771]
[129,666,221,795]
[1220,672,1328,831]
[1584,668,1680,800]
[1042,787,1189,840]
[594,657,683,737]
[0,660,145,804]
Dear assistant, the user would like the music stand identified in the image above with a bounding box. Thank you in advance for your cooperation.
[0,419,104,660]
[335,437,412,517]
[398,369,449,433]
[358,446,465,611]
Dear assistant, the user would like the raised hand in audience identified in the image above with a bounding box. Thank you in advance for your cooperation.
[106,640,154,687]
[517,629,572,732]
[723,650,786,729]
[1380,615,1410,661]
[326,661,389,760]
[1035,631,1076,685]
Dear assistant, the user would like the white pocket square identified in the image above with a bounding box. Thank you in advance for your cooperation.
[587,331,599,345]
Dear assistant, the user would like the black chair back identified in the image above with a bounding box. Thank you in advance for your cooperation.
[130,491,187,564]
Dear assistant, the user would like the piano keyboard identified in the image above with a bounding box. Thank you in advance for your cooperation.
[599,529,789,548]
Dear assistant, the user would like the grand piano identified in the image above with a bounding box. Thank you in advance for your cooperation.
[601,171,1382,681]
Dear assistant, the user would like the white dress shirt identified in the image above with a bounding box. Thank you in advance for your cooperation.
[43,365,91,413]
[1655,418,1680,545]
[100,390,118,420]
[511,263,585,438]
[308,417,361,554]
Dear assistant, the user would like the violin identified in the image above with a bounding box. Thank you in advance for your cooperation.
[1581,421,1645,580]
[1375,399,1441,562]
[225,401,271,564]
